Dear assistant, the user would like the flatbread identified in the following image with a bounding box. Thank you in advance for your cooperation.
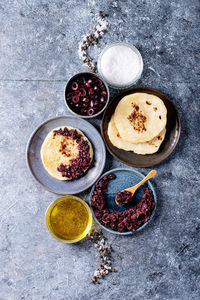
[108,115,166,154]
[113,93,167,143]
[41,126,93,180]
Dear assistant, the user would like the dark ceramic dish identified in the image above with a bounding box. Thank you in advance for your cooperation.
[89,168,157,235]
[101,87,181,167]
[64,72,110,118]
[26,116,106,194]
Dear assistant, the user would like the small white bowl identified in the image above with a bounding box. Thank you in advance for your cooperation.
[97,42,143,89]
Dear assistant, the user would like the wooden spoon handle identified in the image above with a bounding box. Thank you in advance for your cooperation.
[134,170,157,189]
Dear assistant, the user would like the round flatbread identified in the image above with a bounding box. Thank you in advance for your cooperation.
[113,93,167,143]
[108,115,166,155]
[41,126,93,180]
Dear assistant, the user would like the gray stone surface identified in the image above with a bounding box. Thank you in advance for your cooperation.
[0,0,199,299]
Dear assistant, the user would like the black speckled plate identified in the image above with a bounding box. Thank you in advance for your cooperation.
[101,87,181,167]
[26,116,106,194]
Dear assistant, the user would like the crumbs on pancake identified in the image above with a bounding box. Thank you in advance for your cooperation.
[128,103,147,133]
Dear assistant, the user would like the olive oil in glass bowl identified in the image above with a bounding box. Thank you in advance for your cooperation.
[46,196,93,243]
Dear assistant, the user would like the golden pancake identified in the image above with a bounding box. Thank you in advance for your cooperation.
[41,126,93,180]
[108,115,166,155]
[113,93,167,143]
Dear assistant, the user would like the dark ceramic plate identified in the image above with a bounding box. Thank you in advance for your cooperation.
[89,168,157,235]
[101,87,181,167]
[26,116,106,194]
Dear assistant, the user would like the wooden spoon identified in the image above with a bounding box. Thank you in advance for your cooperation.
[115,170,157,205]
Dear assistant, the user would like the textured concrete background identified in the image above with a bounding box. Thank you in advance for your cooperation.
[0,0,199,299]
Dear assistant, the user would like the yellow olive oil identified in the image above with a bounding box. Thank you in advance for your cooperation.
[46,196,92,242]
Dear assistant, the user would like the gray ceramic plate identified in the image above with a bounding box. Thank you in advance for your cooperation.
[89,168,157,235]
[26,116,106,194]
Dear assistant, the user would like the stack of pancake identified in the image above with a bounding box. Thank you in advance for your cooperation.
[108,93,167,155]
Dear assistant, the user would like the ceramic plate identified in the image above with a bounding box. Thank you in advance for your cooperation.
[89,168,157,235]
[101,87,181,167]
[26,116,106,194]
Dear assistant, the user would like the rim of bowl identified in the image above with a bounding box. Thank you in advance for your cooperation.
[89,167,157,235]
[45,195,93,243]
[97,42,144,89]
[64,71,110,118]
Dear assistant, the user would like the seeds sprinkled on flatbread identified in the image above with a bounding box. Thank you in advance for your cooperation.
[146,101,151,105]
[114,93,167,143]
[128,103,147,133]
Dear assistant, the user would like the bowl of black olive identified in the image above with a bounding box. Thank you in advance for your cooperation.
[65,72,110,118]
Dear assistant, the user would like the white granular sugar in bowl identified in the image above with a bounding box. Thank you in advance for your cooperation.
[98,43,143,89]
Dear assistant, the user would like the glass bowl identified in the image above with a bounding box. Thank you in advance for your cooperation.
[97,42,143,89]
[46,195,93,243]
